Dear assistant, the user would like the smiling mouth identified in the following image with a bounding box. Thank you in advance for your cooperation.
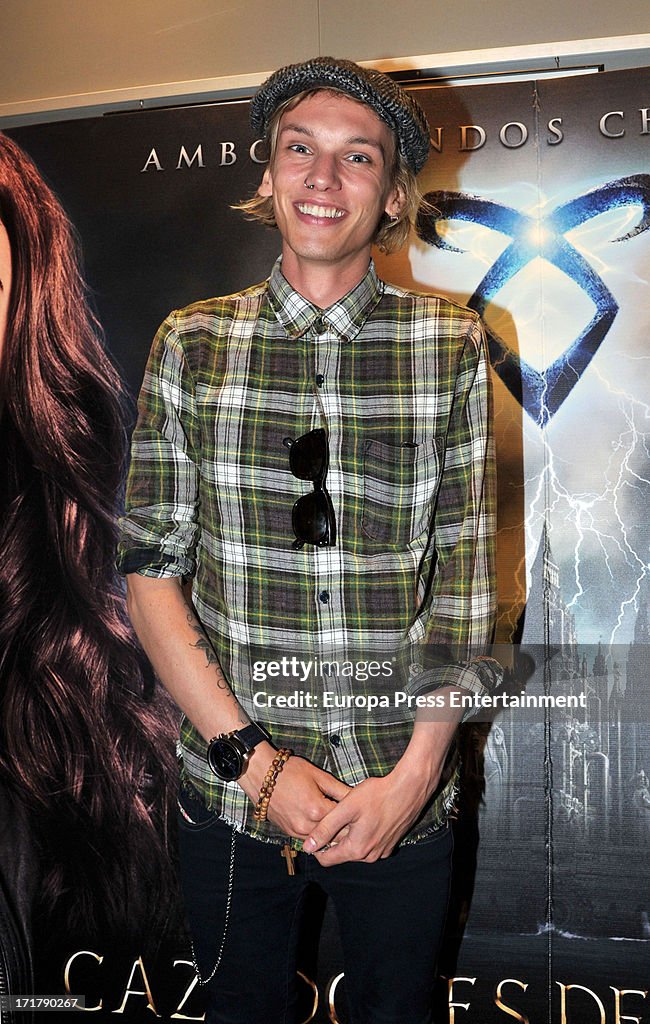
[296,203,345,219]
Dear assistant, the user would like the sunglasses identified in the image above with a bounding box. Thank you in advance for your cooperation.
[283,428,336,549]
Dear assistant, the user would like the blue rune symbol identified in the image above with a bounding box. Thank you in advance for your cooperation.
[416,176,650,424]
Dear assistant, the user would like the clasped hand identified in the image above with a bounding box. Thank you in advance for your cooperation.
[303,767,438,865]
[241,747,440,866]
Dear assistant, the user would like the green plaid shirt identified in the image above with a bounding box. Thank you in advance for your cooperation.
[117,259,500,843]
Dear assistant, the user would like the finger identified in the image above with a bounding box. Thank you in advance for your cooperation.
[315,838,388,867]
[316,771,350,802]
[314,839,354,866]
[329,824,351,844]
[303,802,351,852]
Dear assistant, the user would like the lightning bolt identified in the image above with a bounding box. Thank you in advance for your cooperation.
[524,250,650,650]
[522,394,650,647]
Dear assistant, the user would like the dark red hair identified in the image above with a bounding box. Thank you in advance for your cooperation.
[0,132,179,941]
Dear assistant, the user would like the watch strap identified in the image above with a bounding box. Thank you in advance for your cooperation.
[235,722,270,751]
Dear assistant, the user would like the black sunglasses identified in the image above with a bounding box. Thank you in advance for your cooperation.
[283,428,336,549]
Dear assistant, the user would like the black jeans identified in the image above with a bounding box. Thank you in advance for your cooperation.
[178,784,453,1024]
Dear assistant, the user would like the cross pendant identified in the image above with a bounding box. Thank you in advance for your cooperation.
[281,843,297,875]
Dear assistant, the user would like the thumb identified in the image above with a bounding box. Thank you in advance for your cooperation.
[303,800,349,853]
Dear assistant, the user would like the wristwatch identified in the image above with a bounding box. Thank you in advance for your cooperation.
[206,722,271,781]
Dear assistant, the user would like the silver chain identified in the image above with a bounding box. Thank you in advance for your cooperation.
[191,825,237,985]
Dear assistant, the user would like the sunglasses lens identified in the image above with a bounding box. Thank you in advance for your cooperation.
[286,428,335,548]
[289,429,327,481]
[292,492,331,545]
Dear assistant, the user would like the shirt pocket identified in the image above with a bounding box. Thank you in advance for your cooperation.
[361,437,444,548]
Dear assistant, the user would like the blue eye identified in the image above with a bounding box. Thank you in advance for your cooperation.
[289,144,310,154]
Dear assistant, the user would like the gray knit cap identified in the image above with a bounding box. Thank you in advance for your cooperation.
[250,56,430,174]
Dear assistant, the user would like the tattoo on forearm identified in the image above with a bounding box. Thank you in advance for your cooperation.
[185,611,249,726]
[186,612,219,667]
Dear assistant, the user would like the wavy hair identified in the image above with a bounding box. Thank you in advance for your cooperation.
[235,88,424,254]
[0,132,179,941]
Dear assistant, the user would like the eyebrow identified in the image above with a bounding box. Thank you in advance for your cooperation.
[280,123,386,156]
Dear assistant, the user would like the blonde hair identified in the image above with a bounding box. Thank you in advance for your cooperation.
[235,88,424,254]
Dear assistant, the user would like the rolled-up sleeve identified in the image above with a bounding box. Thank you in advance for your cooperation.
[116,313,201,579]
[415,316,502,715]
[426,316,497,650]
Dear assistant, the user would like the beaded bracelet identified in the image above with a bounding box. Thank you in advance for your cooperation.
[253,748,292,821]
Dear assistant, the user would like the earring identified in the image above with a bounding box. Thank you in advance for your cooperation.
[304,179,315,189]
[388,214,399,222]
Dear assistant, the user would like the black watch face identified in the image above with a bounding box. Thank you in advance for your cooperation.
[208,739,244,781]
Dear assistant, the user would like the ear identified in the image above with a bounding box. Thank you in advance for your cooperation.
[258,165,273,198]
[384,182,406,220]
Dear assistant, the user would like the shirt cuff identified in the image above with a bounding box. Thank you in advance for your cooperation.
[409,656,504,722]
[115,547,195,578]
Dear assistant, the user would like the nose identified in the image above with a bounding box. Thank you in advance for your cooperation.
[307,152,341,192]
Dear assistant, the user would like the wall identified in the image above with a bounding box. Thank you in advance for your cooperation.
[1,0,649,124]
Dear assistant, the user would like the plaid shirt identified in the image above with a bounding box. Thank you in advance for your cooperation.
[117,259,500,844]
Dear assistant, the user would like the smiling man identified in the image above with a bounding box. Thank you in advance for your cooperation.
[257,89,402,300]
[118,56,501,1024]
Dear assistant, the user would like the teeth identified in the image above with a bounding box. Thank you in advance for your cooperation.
[297,204,344,219]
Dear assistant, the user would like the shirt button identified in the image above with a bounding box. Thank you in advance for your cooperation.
[313,317,327,335]
[330,734,341,747]
[319,591,330,603]
[315,373,325,387]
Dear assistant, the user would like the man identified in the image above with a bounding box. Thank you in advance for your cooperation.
[118,56,501,1024]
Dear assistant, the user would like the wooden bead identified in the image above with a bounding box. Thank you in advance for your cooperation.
[253,748,293,820]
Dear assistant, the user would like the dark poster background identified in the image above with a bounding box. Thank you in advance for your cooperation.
[7,64,650,1023]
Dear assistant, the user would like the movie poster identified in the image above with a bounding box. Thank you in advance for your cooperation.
[5,64,649,1023]
[379,67,650,1024]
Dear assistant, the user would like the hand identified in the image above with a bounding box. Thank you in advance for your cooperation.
[239,743,349,839]
[302,715,458,865]
[303,764,440,866]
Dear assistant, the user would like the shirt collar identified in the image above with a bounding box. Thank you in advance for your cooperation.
[267,258,384,342]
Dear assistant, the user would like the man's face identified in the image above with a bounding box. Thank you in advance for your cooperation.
[258,91,403,277]
[0,221,11,359]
